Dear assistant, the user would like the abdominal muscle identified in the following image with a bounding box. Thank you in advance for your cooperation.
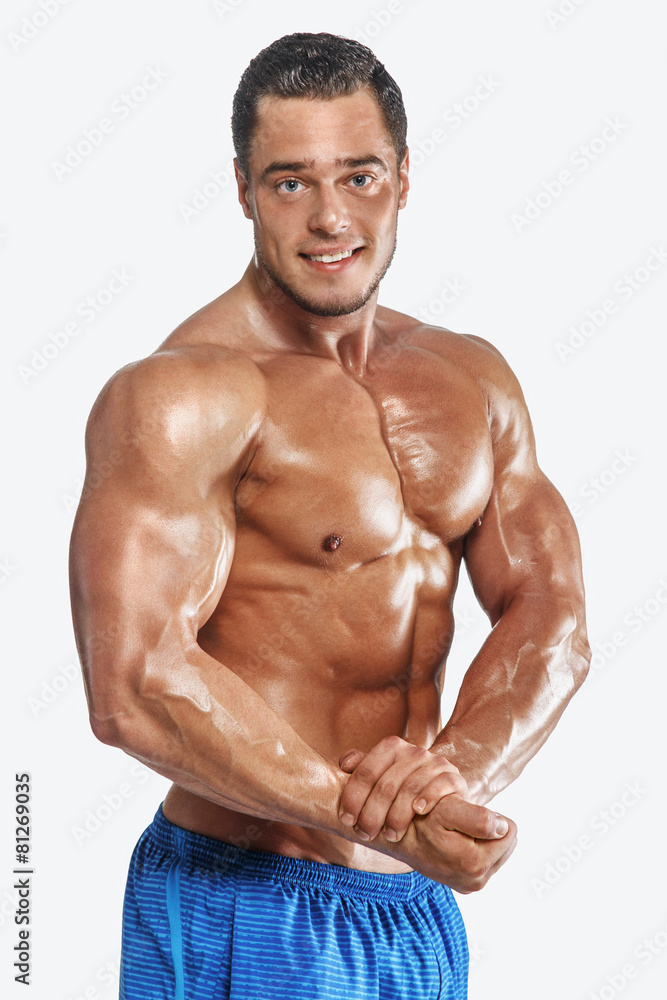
[162,545,457,874]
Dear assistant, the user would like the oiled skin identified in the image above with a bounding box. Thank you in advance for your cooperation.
[70,282,588,879]
[69,90,591,889]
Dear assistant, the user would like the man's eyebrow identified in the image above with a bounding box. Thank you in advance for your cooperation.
[338,155,388,172]
[260,155,389,183]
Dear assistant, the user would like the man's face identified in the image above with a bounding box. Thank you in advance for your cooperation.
[236,88,409,317]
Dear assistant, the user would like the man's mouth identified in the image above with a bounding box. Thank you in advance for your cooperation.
[300,248,362,263]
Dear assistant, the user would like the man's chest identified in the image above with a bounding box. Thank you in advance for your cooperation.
[234,349,495,565]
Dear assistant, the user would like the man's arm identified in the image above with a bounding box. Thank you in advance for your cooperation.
[338,335,591,835]
[69,348,349,831]
[429,336,591,803]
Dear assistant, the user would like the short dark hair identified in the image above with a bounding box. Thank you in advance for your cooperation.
[232,32,407,178]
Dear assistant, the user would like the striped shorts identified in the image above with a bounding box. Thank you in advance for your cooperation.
[119,803,469,999]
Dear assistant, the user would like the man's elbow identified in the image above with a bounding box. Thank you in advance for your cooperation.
[86,666,180,775]
[545,594,591,690]
[542,598,591,696]
[88,704,137,751]
[86,673,157,757]
[572,633,592,691]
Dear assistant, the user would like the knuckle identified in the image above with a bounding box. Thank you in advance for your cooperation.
[353,762,379,784]
[382,734,405,751]
[461,846,490,883]
[432,773,463,797]
[356,819,378,838]
[402,775,427,797]
[467,863,489,888]
[464,874,487,894]
[375,777,400,801]
[385,804,408,829]
[477,813,498,840]
[450,774,467,795]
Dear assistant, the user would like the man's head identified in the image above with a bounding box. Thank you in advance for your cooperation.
[232,33,410,319]
[232,32,407,182]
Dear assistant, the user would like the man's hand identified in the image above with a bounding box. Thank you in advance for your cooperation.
[394,795,518,893]
[338,735,509,843]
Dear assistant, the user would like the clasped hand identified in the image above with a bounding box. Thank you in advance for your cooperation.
[338,735,517,893]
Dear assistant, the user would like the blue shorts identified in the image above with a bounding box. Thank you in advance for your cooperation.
[119,803,469,999]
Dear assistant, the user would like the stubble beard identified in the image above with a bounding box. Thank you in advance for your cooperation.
[253,223,399,318]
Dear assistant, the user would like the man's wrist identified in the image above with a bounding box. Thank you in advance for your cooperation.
[428,735,491,806]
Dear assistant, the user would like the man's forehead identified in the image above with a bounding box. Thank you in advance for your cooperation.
[255,86,383,122]
[249,89,395,168]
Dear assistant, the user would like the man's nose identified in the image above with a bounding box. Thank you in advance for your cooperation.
[308,185,350,234]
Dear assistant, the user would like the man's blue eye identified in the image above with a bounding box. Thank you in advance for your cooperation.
[352,175,369,187]
[282,180,300,192]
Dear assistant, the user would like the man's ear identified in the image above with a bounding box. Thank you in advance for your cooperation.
[234,158,253,219]
[398,147,410,210]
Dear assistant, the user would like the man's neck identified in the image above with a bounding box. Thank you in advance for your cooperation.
[241,260,380,377]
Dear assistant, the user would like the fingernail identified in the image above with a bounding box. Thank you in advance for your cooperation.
[494,818,508,837]
[357,830,370,841]
[340,812,355,826]
[384,828,397,842]
[414,798,427,813]
[340,751,357,766]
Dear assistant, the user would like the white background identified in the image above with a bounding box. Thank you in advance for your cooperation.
[2,1,666,998]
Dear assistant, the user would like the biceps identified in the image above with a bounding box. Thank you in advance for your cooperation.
[464,472,585,621]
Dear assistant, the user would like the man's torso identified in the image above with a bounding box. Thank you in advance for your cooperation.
[160,292,496,872]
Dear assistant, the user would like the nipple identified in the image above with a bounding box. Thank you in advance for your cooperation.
[322,534,343,552]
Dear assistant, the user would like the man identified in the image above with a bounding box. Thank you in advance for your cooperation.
[69,32,590,1000]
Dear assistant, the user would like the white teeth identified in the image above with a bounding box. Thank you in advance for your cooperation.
[307,249,355,262]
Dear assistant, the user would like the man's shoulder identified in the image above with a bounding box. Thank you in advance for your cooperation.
[378,306,520,392]
[88,338,267,456]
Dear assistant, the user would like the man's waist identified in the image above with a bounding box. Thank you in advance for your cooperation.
[161,787,415,877]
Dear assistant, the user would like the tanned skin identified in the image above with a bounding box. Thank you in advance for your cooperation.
[69,88,590,893]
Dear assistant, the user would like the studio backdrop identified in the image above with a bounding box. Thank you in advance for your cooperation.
[2,1,665,998]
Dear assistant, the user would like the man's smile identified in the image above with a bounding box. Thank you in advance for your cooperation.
[299,246,364,270]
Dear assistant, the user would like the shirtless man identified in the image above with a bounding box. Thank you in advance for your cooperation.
[69,32,591,1000]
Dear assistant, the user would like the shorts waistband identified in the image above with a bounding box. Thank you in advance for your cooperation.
[147,803,435,901]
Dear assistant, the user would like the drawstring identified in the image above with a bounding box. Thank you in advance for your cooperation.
[166,858,185,1000]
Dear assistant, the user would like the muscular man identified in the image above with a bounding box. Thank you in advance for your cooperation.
[69,32,590,1000]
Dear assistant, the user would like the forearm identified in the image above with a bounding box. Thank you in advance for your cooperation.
[91,642,350,838]
[430,594,591,804]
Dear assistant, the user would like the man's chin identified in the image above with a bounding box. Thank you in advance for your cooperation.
[290,293,372,318]
[267,275,376,318]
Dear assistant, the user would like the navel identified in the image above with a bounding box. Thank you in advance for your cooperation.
[322,534,343,552]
